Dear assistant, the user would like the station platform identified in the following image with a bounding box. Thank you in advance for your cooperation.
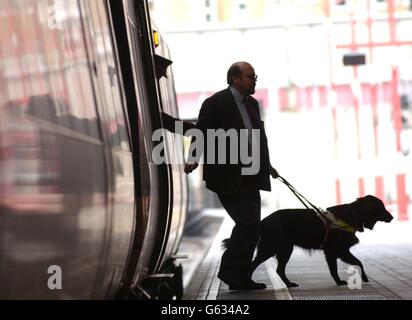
[179,209,412,300]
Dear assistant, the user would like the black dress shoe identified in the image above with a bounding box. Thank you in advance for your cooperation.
[228,279,267,291]
[217,272,244,287]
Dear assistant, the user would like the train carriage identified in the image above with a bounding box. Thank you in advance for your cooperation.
[0,0,187,299]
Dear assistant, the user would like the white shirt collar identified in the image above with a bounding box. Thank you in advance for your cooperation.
[229,86,246,104]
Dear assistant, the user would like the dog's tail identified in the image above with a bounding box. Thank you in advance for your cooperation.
[221,238,231,250]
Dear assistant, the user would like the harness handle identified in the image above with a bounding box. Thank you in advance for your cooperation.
[278,176,323,215]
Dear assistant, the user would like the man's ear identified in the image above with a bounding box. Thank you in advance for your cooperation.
[232,76,241,86]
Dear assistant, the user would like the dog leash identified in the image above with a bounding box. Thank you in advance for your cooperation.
[277,175,356,248]
[278,176,323,214]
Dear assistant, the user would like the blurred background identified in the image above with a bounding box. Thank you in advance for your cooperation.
[149,0,412,222]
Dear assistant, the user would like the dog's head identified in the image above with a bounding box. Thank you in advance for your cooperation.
[354,195,393,232]
[328,195,393,232]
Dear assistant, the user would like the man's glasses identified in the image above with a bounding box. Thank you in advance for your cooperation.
[244,74,258,81]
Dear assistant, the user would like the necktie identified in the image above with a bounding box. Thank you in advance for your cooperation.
[242,97,262,159]
[244,97,260,129]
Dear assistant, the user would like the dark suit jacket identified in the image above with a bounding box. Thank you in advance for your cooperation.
[195,88,272,194]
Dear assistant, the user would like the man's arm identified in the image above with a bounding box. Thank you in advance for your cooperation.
[161,112,196,135]
[185,98,214,174]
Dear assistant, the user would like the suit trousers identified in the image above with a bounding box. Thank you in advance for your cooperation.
[216,177,261,280]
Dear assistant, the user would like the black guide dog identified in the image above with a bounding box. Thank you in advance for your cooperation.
[225,195,393,288]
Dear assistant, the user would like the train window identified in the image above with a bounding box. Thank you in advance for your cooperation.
[3,0,102,140]
[82,0,131,151]
[57,0,100,139]
[1,1,40,112]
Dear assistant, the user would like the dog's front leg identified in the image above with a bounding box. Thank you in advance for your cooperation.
[339,250,369,283]
[324,252,347,286]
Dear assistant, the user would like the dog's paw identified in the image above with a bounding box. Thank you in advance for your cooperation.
[336,280,347,286]
[286,282,299,288]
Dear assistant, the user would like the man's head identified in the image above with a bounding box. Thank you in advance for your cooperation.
[227,62,257,96]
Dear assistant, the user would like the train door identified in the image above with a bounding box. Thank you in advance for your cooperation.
[128,1,175,276]
[153,37,188,267]
[106,0,169,293]
[107,0,186,298]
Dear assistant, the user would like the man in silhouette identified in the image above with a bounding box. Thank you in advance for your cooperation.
[186,62,279,290]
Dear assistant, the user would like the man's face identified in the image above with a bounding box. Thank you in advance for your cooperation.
[234,64,257,96]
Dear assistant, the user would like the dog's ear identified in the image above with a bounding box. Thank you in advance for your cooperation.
[353,198,369,231]
[359,195,394,223]
[327,203,364,232]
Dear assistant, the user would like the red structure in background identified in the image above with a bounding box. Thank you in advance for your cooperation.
[332,0,412,220]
